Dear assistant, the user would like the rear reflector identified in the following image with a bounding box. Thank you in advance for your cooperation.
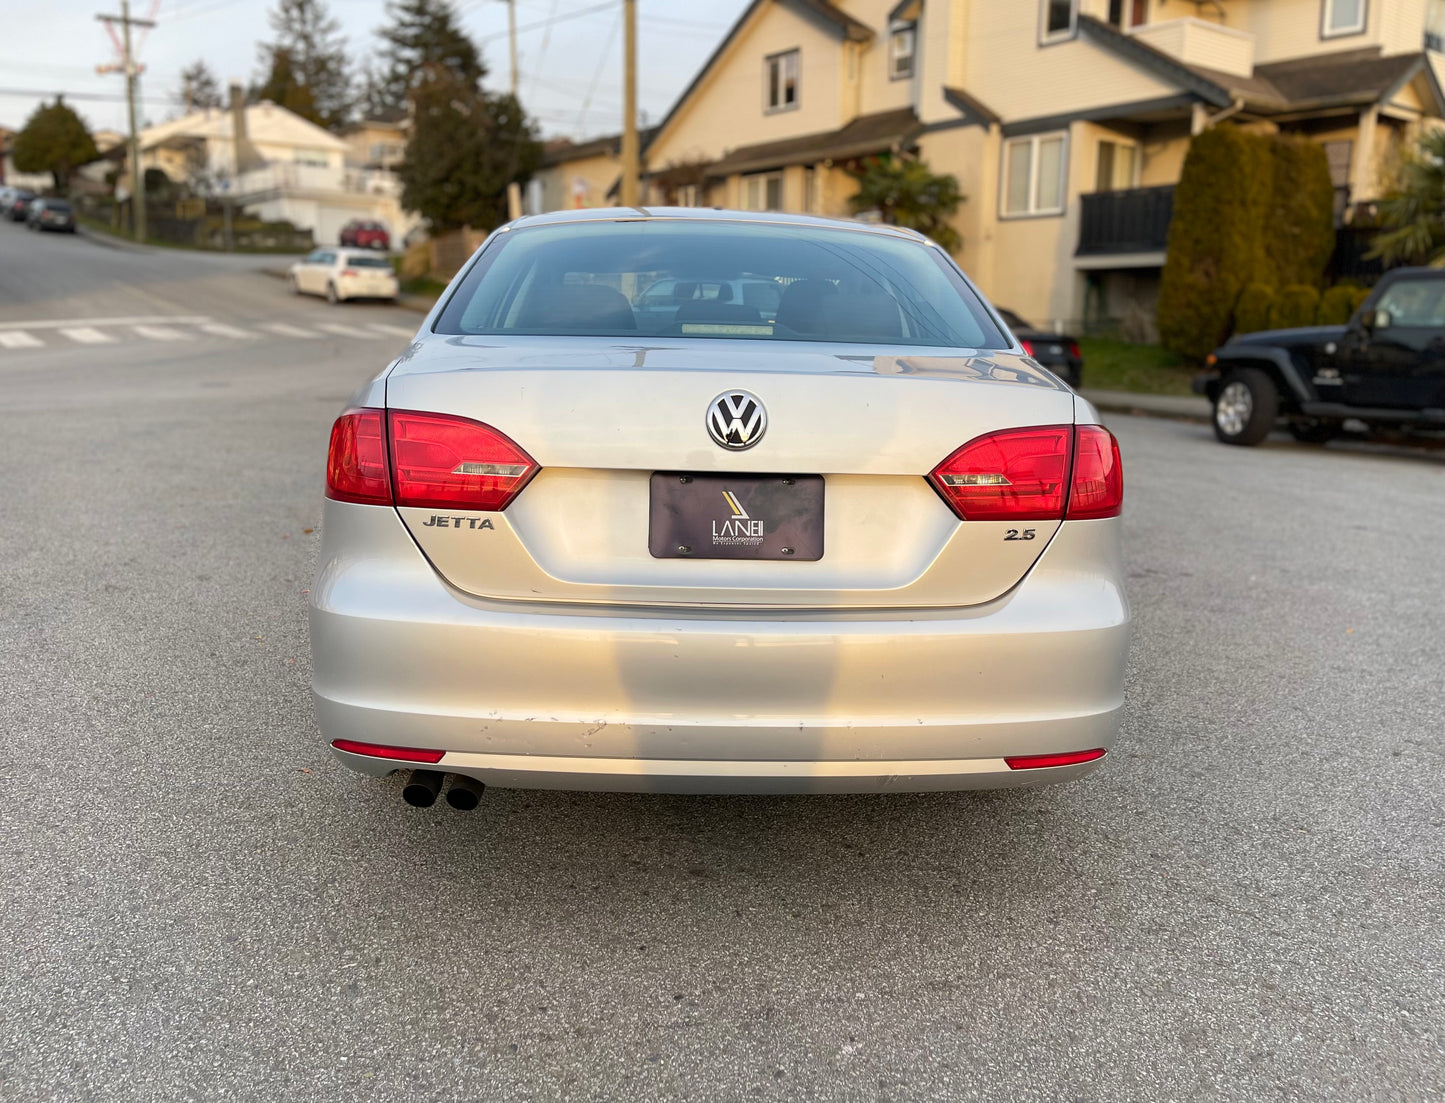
[389,410,539,511]
[1004,748,1107,770]
[929,424,1122,522]
[331,739,444,764]
[326,408,392,505]
[929,425,1072,521]
[1067,425,1123,519]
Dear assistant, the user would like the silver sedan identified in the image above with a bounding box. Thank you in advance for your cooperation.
[309,209,1128,806]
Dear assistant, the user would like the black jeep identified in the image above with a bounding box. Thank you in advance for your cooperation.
[1194,267,1445,446]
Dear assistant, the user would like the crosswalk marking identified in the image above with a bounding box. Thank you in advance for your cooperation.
[0,331,43,349]
[198,323,254,340]
[132,325,190,341]
[260,322,318,339]
[60,327,117,345]
[368,323,417,338]
[315,323,366,338]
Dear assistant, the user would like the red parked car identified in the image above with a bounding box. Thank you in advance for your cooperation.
[339,220,390,251]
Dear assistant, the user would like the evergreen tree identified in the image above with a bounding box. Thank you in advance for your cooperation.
[373,0,484,115]
[256,0,352,129]
[400,72,540,232]
[176,60,224,111]
[12,98,99,195]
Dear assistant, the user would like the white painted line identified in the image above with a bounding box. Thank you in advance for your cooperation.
[368,324,417,338]
[0,315,210,331]
[132,325,190,341]
[60,327,117,345]
[0,331,43,349]
[198,323,254,339]
[315,323,365,338]
[260,322,319,339]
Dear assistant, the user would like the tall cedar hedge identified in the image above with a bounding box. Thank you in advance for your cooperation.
[1158,127,1335,359]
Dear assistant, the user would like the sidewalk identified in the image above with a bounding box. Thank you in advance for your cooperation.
[1080,388,1210,422]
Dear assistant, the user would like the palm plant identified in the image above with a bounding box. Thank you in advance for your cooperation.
[847,155,963,252]
[1369,128,1445,267]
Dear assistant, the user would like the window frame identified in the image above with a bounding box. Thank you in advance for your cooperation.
[1094,138,1141,193]
[1039,0,1079,45]
[1000,131,1070,219]
[764,49,800,114]
[889,22,917,80]
[742,171,785,212]
[1320,0,1367,39]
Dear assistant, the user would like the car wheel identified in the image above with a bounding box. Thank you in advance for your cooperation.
[289,275,302,296]
[1288,418,1340,445]
[326,282,341,305]
[1212,368,1278,446]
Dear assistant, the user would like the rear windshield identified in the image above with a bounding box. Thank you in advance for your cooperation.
[434,219,1008,348]
[46,201,72,212]
[347,256,393,269]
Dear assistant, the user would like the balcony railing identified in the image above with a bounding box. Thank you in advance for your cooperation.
[1077,185,1175,257]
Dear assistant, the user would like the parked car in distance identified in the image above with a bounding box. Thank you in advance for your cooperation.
[633,276,786,328]
[1196,267,1445,446]
[288,248,399,304]
[997,308,1083,388]
[310,208,1128,809]
[26,198,76,234]
[5,189,37,222]
[339,220,390,251]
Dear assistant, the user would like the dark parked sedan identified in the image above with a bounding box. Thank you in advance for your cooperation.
[998,308,1083,388]
[6,189,37,222]
[26,198,76,233]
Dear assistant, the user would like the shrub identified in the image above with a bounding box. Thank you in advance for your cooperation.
[1264,137,1336,288]
[1158,126,1272,360]
[1234,283,1277,334]
[1269,284,1320,330]
[1317,284,1359,325]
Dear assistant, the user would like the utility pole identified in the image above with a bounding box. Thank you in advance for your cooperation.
[506,0,518,98]
[619,0,639,207]
[97,0,154,243]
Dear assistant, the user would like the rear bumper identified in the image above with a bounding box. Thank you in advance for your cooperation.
[310,502,1130,793]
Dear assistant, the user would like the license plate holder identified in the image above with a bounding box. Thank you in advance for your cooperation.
[649,473,824,561]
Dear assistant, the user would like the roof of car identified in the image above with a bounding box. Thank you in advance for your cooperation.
[504,206,930,243]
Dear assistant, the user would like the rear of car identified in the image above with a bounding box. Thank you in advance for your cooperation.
[333,251,399,301]
[998,309,1083,388]
[30,199,75,233]
[310,211,1128,798]
[7,190,36,222]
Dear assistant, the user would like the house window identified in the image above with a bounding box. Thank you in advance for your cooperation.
[765,50,799,112]
[1040,0,1077,43]
[1002,132,1068,216]
[743,172,784,211]
[889,23,916,80]
[1322,0,1366,38]
[1095,140,1138,192]
[1427,0,1445,50]
[677,183,699,207]
[1107,0,1148,30]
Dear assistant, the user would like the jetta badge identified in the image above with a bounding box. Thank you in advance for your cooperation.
[706,391,767,451]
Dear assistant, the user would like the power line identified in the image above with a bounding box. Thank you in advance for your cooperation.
[476,0,616,43]
[0,86,183,104]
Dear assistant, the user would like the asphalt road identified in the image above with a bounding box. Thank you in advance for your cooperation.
[1,225,1442,1103]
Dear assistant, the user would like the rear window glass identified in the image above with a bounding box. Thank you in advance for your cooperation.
[347,256,393,269]
[46,201,73,212]
[435,219,1008,348]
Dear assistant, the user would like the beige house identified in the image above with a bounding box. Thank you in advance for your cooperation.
[537,0,1445,336]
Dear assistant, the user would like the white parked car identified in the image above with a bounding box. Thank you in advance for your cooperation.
[289,248,399,304]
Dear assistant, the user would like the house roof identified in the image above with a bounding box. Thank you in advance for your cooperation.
[139,102,348,153]
[540,126,661,168]
[704,107,921,177]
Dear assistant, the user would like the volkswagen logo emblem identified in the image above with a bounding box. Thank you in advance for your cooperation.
[706,391,767,451]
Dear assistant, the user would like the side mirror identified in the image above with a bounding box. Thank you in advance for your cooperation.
[1362,308,1391,334]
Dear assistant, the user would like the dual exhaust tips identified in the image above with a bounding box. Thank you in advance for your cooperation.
[402,769,485,810]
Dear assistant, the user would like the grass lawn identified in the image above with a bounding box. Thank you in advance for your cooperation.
[1079,338,1198,396]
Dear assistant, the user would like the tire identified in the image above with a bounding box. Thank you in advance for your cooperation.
[326,282,341,305]
[1288,418,1340,445]
[289,275,301,296]
[1212,367,1278,446]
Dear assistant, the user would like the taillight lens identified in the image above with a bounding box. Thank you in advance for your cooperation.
[389,409,538,511]
[929,425,1072,521]
[1019,338,1036,357]
[929,425,1122,522]
[326,408,392,504]
[1066,340,1082,359]
[1067,425,1123,519]
[341,268,359,277]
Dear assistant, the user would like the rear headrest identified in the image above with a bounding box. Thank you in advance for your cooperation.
[774,280,838,335]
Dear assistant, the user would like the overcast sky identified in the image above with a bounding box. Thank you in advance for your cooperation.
[0,0,751,140]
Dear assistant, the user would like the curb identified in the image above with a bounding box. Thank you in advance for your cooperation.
[76,224,154,253]
[1081,389,1211,423]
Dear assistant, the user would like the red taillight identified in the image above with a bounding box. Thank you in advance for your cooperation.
[1066,340,1082,359]
[388,409,538,511]
[1019,338,1036,357]
[1005,748,1106,770]
[1067,425,1123,519]
[929,425,1072,521]
[929,424,1123,522]
[331,739,444,763]
[326,408,392,505]
[341,268,360,277]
